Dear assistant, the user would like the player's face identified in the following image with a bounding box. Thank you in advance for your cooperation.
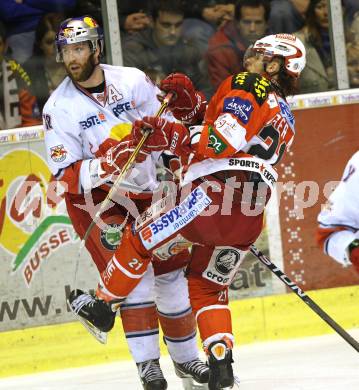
[245,52,265,73]
[265,57,282,77]
[154,11,183,46]
[62,42,95,82]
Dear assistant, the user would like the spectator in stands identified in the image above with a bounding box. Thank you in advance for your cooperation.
[71,1,103,26]
[181,0,235,55]
[346,44,359,88]
[22,13,66,118]
[346,9,359,42]
[343,0,359,25]
[0,22,38,129]
[268,0,309,34]
[205,0,270,90]
[116,0,153,35]
[346,11,359,88]
[122,0,212,97]
[0,0,75,64]
[294,0,335,94]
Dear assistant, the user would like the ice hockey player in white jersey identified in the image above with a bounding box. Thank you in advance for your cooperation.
[317,151,359,275]
[42,15,209,389]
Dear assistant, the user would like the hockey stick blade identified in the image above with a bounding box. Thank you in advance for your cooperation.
[67,299,108,344]
[250,245,359,353]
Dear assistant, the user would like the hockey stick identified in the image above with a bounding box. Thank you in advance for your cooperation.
[249,245,359,353]
[78,91,174,254]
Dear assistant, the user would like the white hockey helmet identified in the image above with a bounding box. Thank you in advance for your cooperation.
[55,15,104,62]
[252,34,306,78]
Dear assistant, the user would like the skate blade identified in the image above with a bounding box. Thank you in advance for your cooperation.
[218,375,241,390]
[233,374,240,388]
[180,377,209,389]
[67,299,108,344]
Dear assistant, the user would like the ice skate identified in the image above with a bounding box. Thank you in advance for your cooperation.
[67,289,118,344]
[207,340,235,390]
[137,359,168,389]
[174,357,210,389]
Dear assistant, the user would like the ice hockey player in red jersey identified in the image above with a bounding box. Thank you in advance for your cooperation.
[75,33,306,389]
[317,151,359,275]
[43,15,209,390]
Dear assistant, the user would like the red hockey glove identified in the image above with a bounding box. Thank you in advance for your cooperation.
[159,73,207,125]
[96,138,149,178]
[132,116,190,156]
[349,240,359,274]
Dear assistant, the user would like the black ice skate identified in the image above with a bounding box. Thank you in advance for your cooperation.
[136,359,168,390]
[207,340,235,390]
[67,289,119,344]
[174,358,210,388]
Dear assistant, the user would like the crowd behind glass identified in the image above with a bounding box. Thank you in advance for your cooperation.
[0,0,358,130]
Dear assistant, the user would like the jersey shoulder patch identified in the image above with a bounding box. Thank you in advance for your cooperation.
[231,72,271,106]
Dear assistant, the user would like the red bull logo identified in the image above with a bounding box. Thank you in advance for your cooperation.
[50,144,67,162]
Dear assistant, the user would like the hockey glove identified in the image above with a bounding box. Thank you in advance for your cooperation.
[96,138,149,178]
[348,239,359,274]
[159,73,207,125]
[132,116,190,157]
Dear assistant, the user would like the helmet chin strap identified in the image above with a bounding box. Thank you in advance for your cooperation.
[87,52,102,80]
[82,40,102,82]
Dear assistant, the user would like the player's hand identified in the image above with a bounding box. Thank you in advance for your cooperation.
[95,138,120,156]
[159,73,207,125]
[349,240,359,274]
[132,116,190,156]
[97,138,149,177]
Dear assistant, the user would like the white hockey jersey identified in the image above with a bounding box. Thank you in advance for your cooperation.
[317,151,359,266]
[43,64,170,194]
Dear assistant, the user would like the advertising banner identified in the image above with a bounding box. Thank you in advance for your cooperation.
[0,128,98,331]
[277,101,359,290]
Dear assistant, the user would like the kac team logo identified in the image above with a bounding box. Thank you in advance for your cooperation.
[100,224,123,250]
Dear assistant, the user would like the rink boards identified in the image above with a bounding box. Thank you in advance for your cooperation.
[0,89,359,377]
[1,284,358,377]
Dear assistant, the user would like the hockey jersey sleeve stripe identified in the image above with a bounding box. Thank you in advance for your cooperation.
[317,222,358,232]
[316,225,349,250]
[112,255,148,279]
[321,229,356,265]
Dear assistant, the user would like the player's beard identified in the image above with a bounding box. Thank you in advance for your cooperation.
[65,54,97,83]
